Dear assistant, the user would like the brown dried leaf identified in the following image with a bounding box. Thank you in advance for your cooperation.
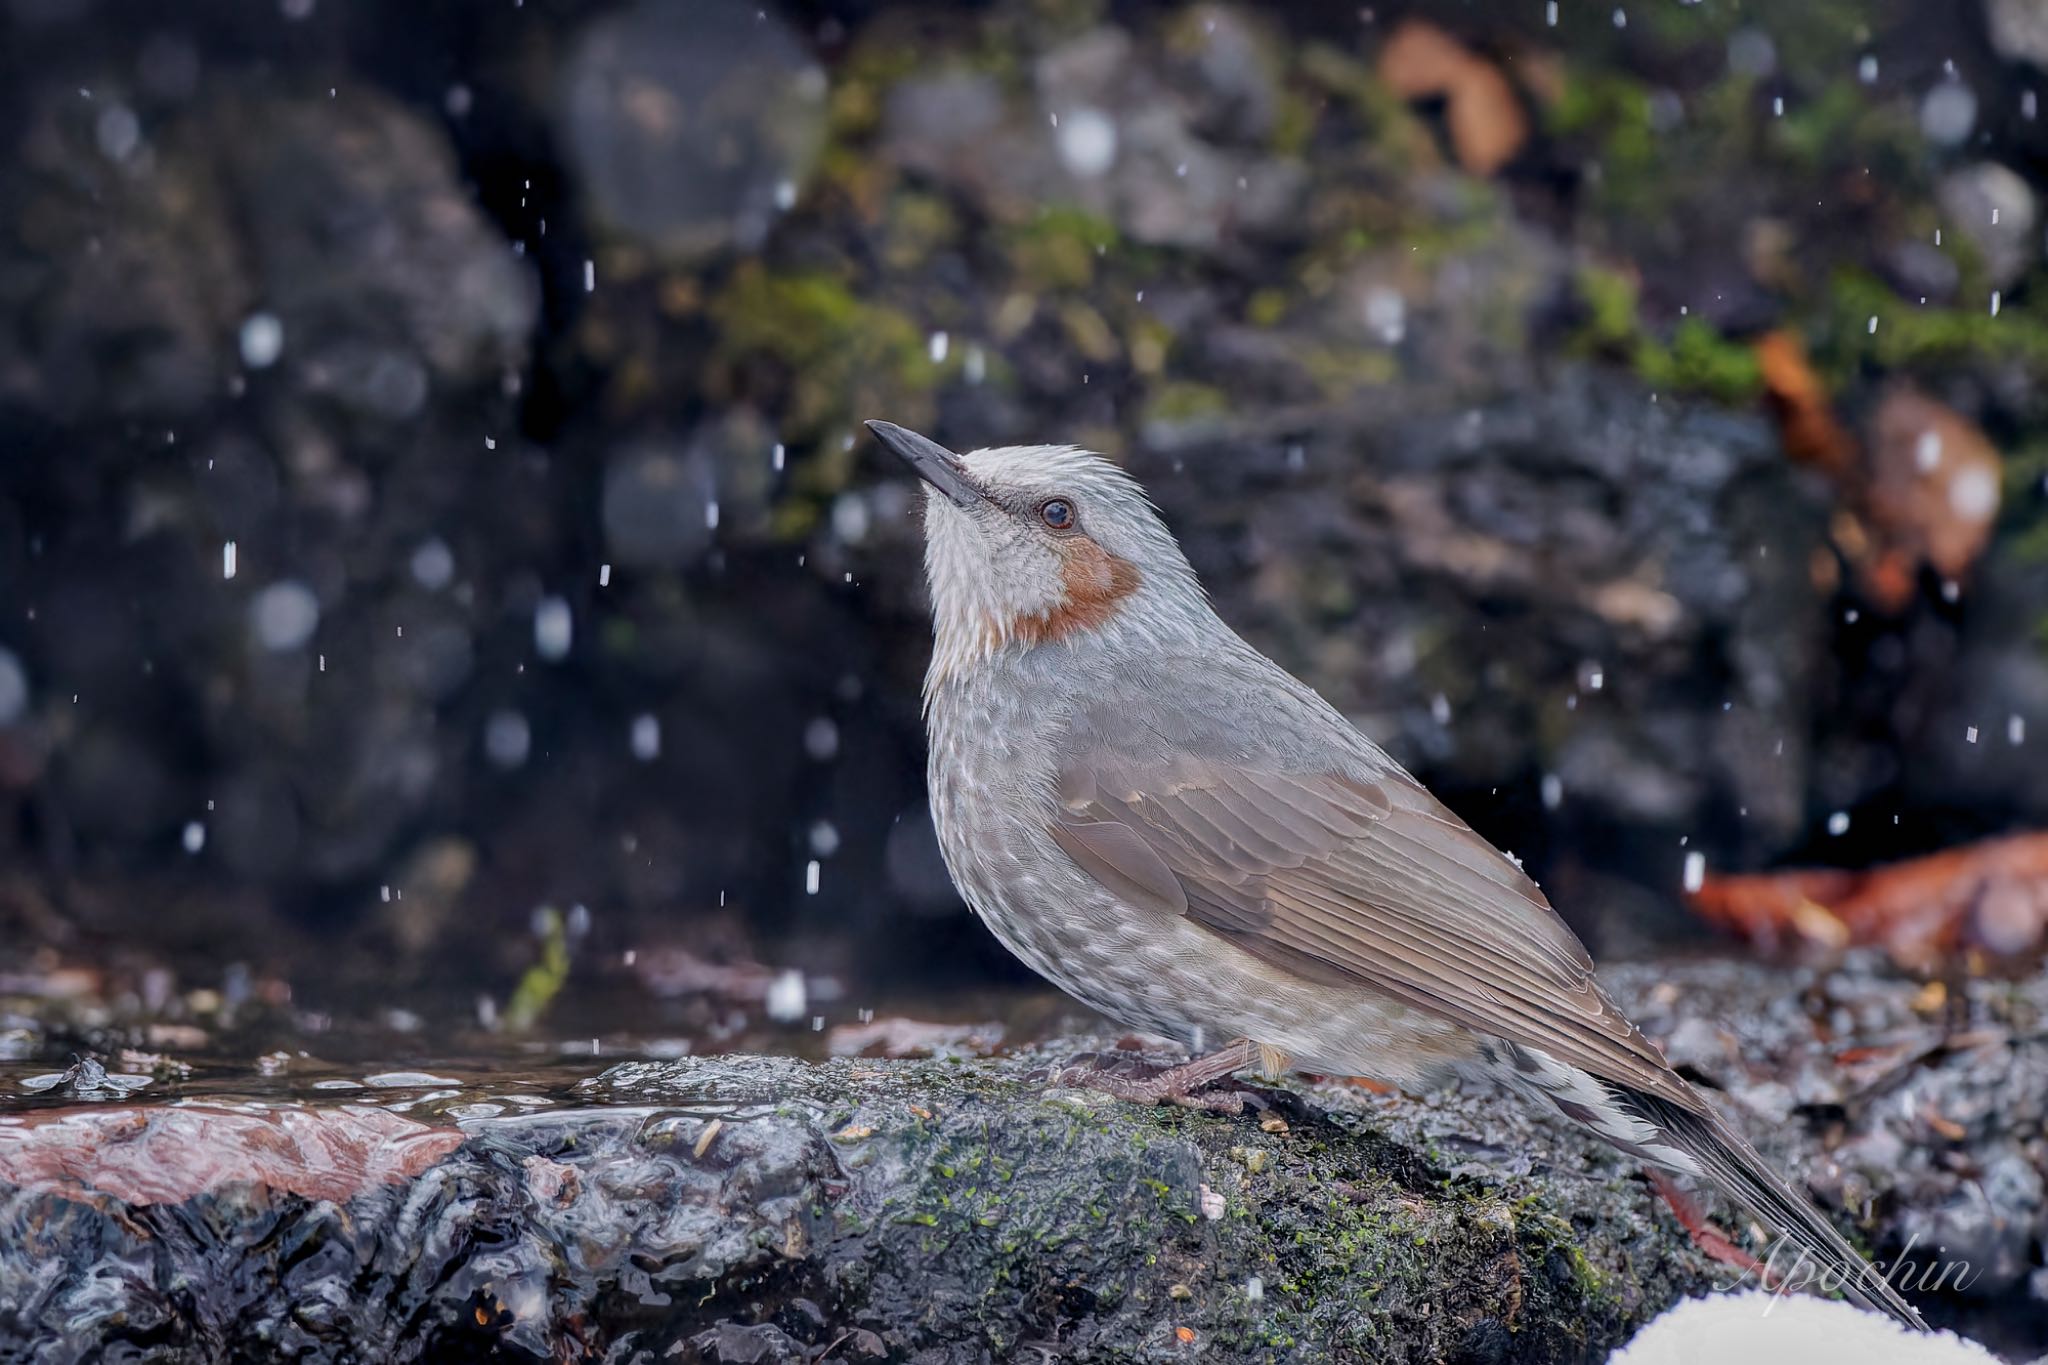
[1757,330,1855,478]
[1865,385,2002,587]
[0,1104,465,1206]
[1688,832,2048,969]
[1377,21,1526,176]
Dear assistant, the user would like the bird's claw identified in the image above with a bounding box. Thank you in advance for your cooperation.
[1049,1045,1264,1115]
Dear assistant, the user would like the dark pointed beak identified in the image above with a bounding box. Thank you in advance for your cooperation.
[866,420,987,509]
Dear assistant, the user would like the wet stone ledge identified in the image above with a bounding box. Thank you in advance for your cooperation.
[0,1050,1712,1363]
[4,954,2043,1361]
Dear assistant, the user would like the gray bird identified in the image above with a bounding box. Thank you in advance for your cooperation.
[868,420,1924,1329]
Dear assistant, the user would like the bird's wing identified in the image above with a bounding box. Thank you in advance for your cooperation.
[1049,739,1703,1113]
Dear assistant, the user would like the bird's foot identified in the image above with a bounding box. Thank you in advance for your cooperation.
[1647,1171,1779,1287]
[1053,1038,1262,1114]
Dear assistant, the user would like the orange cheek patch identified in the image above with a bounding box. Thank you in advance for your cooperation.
[1009,538,1142,646]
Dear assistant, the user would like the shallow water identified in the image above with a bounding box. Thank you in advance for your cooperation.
[0,981,1066,1118]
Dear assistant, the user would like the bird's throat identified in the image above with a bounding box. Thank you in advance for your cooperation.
[925,542,1143,692]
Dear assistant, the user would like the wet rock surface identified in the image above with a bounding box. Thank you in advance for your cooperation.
[1,1046,1711,1363]
[2,956,2045,1361]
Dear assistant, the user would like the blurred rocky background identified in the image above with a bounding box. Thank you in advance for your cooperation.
[4,0,2048,1021]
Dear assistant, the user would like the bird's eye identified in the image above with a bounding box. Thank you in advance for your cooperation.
[1038,498,1075,531]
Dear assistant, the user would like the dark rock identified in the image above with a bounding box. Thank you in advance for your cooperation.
[0,1046,1718,1363]
[11,949,2048,1356]
[1936,164,2037,293]
[6,952,2045,1352]
[880,13,1305,255]
[0,80,534,425]
[1987,0,2048,70]
[560,0,827,259]
[1607,953,2048,1333]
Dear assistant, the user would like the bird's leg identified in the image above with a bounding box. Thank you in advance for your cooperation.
[1054,1037,1261,1114]
[1647,1171,1779,1287]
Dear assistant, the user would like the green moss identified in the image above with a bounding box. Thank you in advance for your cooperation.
[707,263,938,441]
[503,906,571,1031]
[1822,270,2048,376]
[1003,206,1120,292]
[1142,380,1230,425]
[1575,263,1642,352]
[1635,318,1763,403]
[1549,73,1658,189]
[1568,266,1759,402]
[1244,288,1290,329]
[1296,42,1418,162]
[2003,441,2048,566]
[881,191,961,272]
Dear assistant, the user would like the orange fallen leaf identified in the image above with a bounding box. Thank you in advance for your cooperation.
[1756,339,2002,610]
[1377,21,1527,176]
[1922,1107,1967,1142]
[1688,831,2048,969]
[0,1105,465,1206]
[1865,385,2002,589]
[1757,330,1855,479]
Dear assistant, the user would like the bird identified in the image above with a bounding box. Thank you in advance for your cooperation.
[867,418,1926,1330]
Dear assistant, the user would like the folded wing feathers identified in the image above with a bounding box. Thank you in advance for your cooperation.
[1059,752,1699,1112]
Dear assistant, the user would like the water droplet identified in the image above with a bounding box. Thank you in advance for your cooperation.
[1914,429,1943,472]
[411,538,455,590]
[485,710,531,769]
[249,580,320,652]
[1055,107,1118,178]
[804,717,840,761]
[238,313,283,369]
[534,596,572,661]
[631,713,661,761]
[766,969,807,1021]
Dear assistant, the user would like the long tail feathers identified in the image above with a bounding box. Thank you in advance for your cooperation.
[1622,1088,1927,1331]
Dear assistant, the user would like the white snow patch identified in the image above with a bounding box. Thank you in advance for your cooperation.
[1611,1292,1994,1365]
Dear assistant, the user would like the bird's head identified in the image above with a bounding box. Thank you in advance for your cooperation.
[868,421,1207,686]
